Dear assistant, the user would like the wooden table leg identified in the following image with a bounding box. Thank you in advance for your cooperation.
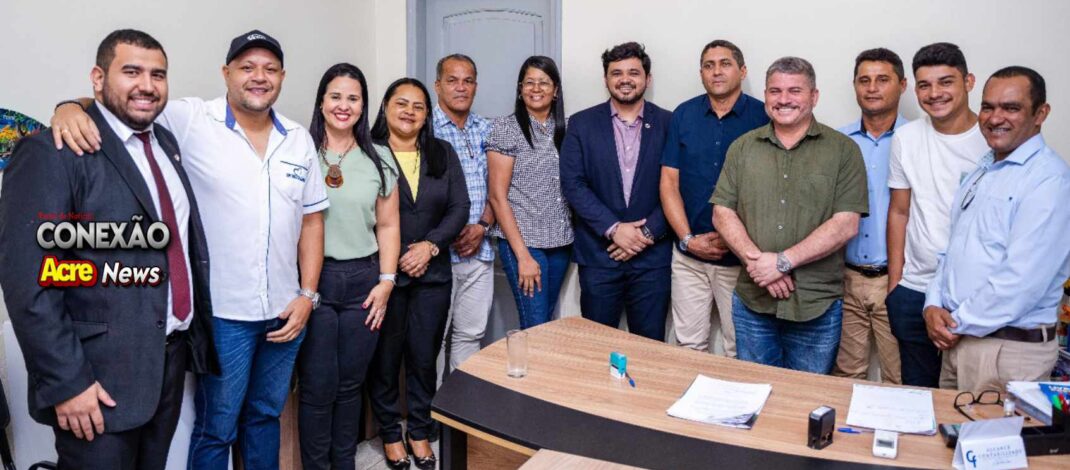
[440,423,468,470]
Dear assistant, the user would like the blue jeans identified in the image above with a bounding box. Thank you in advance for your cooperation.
[886,285,941,387]
[733,294,843,374]
[498,243,571,329]
[188,317,306,470]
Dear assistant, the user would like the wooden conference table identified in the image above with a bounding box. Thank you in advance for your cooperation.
[431,317,1069,469]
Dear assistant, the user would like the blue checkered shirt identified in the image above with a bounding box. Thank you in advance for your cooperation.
[433,105,494,263]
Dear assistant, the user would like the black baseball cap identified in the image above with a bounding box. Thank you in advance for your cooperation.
[225,30,284,67]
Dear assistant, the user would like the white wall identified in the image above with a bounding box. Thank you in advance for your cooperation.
[561,0,1070,159]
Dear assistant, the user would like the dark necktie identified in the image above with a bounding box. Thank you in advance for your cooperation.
[135,132,191,322]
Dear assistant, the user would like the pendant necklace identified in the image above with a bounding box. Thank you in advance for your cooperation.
[320,140,357,188]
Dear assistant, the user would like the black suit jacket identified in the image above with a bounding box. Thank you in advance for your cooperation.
[0,103,219,431]
[390,138,470,287]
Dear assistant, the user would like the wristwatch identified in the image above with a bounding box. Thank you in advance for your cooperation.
[776,252,794,274]
[678,233,695,253]
[379,273,397,285]
[424,240,440,257]
[477,219,491,231]
[297,288,321,309]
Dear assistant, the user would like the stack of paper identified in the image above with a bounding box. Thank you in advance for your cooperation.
[666,375,772,429]
[846,384,937,435]
[1007,380,1070,425]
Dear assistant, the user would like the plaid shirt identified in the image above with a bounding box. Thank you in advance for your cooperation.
[433,105,494,263]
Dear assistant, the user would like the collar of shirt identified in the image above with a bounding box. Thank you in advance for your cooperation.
[95,100,154,141]
[999,133,1046,166]
[704,92,751,118]
[216,98,294,136]
[433,105,486,131]
[527,113,556,134]
[610,100,645,125]
[757,117,824,148]
[846,115,906,141]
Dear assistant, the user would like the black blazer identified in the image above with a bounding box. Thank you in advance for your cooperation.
[389,138,470,287]
[0,103,218,432]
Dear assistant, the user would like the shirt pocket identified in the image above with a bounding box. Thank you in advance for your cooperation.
[800,174,834,211]
[974,193,1014,248]
[274,160,309,202]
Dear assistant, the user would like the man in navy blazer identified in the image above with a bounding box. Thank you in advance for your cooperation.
[561,42,672,340]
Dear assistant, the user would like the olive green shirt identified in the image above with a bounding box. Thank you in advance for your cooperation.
[710,119,868,321]
[322,144,398,260]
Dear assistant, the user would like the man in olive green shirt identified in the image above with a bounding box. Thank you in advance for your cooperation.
[711,57,868,374]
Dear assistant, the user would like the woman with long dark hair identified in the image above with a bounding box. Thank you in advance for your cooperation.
[298,63,401,470]
[367,77,470,469]
[487,55,573,329]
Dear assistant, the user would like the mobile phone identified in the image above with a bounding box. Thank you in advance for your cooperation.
[939,423,960,448]
[266,317,286,334]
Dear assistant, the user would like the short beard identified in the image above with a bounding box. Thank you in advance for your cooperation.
[610,88,645,106]
[102,84,162,130]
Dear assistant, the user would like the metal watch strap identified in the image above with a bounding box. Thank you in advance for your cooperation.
[297,288,321,309]
[776,252,793,273]
[678,233,694,253]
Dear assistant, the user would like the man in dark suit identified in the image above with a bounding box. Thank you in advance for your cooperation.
[0,29,217,469]
[560,42,673,340]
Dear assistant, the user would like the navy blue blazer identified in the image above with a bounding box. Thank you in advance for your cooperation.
[560,100,672,269]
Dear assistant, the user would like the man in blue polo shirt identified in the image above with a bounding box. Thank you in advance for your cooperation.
[660,40,769,356]
[832,48,907,384]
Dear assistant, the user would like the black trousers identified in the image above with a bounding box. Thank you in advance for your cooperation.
[297,256,380,470]
[54,332,188,470]
[368,281,451,443]
[887,284,942,387]
[578,265,671,341]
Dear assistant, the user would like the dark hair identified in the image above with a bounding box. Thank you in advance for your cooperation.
[96,29,167,71]
[371,78,447,178]
[601,42,651,75]
[700,39,745,67]
[989,66,1047,114]
[912,42,968,78]
[436,54,478,80]
[513,55,566,151]
[854,48,905,81]
[309,63,388,195]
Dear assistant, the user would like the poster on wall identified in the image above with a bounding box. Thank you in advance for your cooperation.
[0,108,45,171]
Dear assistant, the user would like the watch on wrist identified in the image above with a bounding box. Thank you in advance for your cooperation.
[776,252,794,274]
[424,241,440,257]
[640,225,654,241]
[379,273,397,285]
[297,288,321,309]
[477,219,491,231]
[678,233,694,253]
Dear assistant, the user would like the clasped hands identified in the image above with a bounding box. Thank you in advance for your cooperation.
[399,241,435,278]
[607,219,651,261]
[745,251,795,300]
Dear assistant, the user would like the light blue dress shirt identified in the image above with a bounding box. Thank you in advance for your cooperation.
[838,116,905,267]
[925,134,1070,337]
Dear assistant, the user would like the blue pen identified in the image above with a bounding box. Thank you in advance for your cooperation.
[837,427,861,434]
[624,371,636,388]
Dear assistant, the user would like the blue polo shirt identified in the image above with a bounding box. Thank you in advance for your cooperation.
[838,116,905,267]
[661,92,769,265]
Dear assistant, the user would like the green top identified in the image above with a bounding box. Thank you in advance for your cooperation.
[710,119,868,321]
[322,144,398,260]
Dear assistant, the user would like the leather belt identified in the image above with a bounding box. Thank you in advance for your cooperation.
[987,325,1056,343]
[166,329,187,345]
[846,264,888,278]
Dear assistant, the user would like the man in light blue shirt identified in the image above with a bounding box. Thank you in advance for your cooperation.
[432,54,495,370]
[924,66,1070,393]
[833,48,907,384]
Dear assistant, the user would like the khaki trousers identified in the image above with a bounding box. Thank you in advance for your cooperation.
[832,270,901,383]
[670,248,739,357]
[940,333,1059,393]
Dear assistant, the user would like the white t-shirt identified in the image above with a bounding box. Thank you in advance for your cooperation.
[888,116,988,292]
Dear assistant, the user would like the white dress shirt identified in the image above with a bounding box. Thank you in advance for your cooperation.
[97,101,193,334]
[155,97,329,322]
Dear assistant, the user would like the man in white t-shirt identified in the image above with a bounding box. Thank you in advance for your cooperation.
[886,42,989,387]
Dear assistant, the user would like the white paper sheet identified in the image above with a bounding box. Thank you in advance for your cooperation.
[845,384,936,435]
[666,375,772,429]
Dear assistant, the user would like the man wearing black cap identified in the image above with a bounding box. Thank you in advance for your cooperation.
[52,29,328,469]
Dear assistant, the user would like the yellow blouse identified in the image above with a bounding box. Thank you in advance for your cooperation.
[395,151,420,199]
